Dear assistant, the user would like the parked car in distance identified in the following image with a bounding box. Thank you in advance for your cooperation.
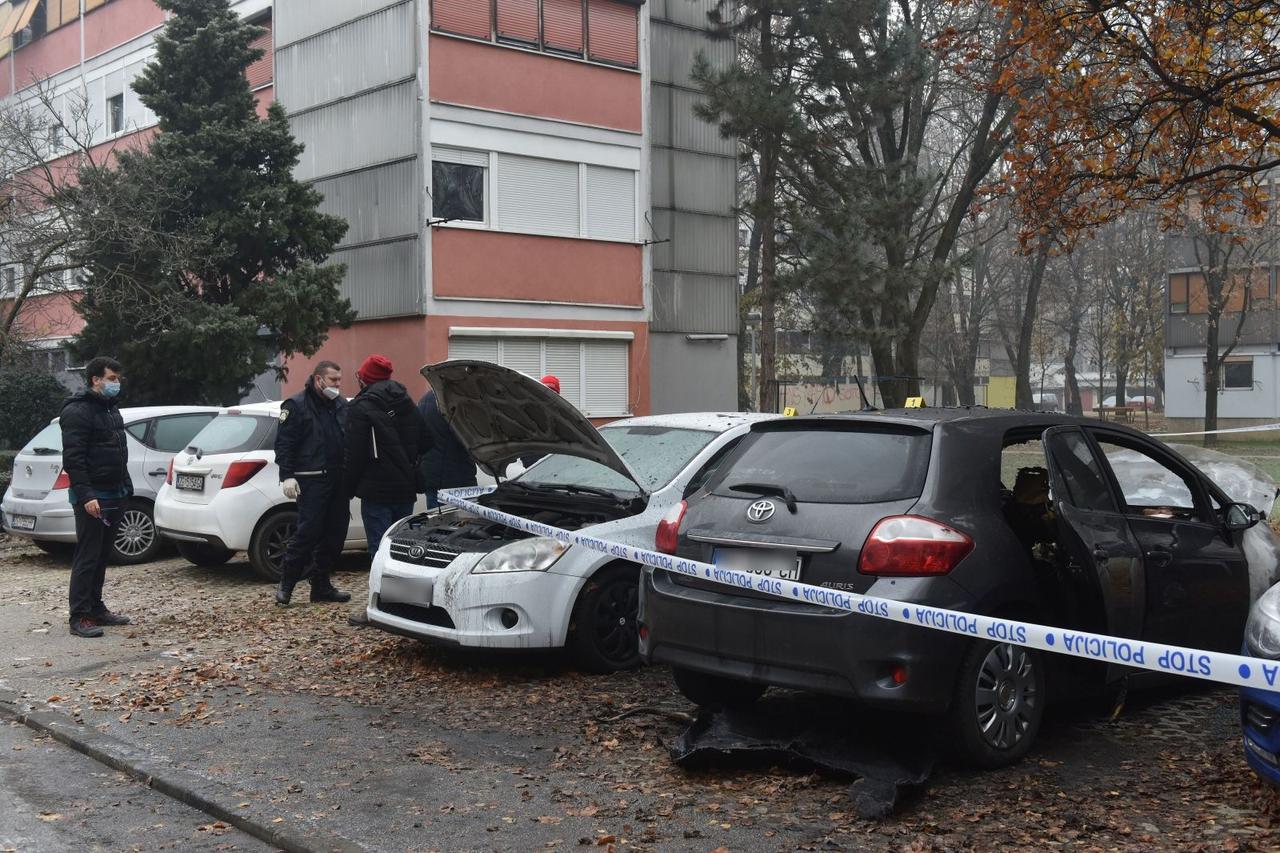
[1031,392,1060,412]
[1243,583,1280,785]
[365,360,780,672]
[640,409,1267,768]
[2,407,218,564]
[154,402,416,580]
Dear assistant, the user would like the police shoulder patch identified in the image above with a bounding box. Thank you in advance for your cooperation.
[278,409,290,423]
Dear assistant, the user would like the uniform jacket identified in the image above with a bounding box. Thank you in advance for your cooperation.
[275,384,348,481]
[59,390,131,505]
[342,379,428,503]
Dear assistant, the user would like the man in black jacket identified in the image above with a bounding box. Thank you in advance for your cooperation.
[343,355,428,557]
[417,384,476,508]
[273,360,351,607]
[61,356,132,638]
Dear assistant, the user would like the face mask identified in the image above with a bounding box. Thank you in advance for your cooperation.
[101,381,121,398]
[321,386,341,401]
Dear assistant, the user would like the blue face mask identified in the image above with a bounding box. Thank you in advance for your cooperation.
[101,381,121,398]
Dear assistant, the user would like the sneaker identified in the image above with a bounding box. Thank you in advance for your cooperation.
[92,610,130,626]
[70,617,104,638]
[310,586,351,603]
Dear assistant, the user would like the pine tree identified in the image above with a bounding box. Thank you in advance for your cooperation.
[70,0,354,405]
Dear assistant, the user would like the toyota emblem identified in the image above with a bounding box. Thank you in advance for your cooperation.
[24,465,32,478]
[746,499,777,523]
[408,544,426,560]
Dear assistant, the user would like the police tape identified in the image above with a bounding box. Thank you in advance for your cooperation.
[1154,422,1280,438]
[437,486,1280,693]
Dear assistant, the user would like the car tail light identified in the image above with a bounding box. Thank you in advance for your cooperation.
[858,516,974,576]
[166,459,174,485]
[52,470,70,490]
[222,460,267,489]
[656,500,688,555]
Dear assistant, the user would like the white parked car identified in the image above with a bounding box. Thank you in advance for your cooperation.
[366,360,780,672]
[2,407,219,563]
[155,401,422,580]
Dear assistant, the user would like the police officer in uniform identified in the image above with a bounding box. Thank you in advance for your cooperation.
[274,360,352,606]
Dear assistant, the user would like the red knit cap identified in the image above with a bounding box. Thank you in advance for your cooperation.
[540,375,561,394]
[358,354,393,384]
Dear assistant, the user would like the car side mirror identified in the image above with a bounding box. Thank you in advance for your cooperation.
[1224,502,1263,532]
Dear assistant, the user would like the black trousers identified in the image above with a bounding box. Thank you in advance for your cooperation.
[69,499,123,620]
[279,475,349,590]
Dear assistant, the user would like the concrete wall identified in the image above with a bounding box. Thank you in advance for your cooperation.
[648,332,736,413]
[1166,349,1279,423]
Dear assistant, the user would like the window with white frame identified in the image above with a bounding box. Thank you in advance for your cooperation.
[448,335,630,417]
[431,146,637,242]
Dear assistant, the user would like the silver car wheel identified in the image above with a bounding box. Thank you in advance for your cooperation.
[974,642,1038,751]
[114,508,156,558]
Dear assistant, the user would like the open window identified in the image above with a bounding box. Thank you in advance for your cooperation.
[1091,432,1205,523]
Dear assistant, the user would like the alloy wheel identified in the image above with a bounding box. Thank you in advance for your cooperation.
[974,642,1039,751]
[590,576,639,666]
[114,508,156,559]
[265,519,296,575]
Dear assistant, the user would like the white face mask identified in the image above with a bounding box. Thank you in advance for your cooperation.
[321,386,341,401]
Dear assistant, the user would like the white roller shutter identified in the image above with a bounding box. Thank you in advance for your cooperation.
[583,340,628,417]
[501,338,543,379]
[448,337,500,363]
[544,339,583,410]
[585,165,636,241]
[433,146,489,168]
[496,153,579,236]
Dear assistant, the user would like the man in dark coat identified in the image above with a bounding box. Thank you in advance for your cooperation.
[60,356,132,638]
[343,355,428,556]
[417,384,476,508]
[273,360,351,606]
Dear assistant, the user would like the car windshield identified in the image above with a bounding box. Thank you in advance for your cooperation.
[21,423,62,455]
[709,425,932,504]
[187,414,275,455]
[518,426,718,493]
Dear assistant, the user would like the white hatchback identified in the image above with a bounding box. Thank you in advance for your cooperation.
[2,406,219,563]
[366,361,779,672]
[155,401,390,580]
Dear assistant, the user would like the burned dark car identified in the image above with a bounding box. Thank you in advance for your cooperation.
[639,409,1269,767]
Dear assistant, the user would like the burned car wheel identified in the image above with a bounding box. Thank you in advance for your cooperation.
[948,640,1045,768]
[672,666,767,710]
[570,565,642,673]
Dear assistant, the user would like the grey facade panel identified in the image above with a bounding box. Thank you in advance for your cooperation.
[276,0,408,49]
[1166,311,1277,349]
[650,84,672,147]
[651,150,672,209]
[290,82,418,182]
[314,159,421,248]
[331,238,421,319]
[653,0,721,31]
[649,209,674,270]
[651,271,738,333]
[669,88,734,156]
[276,3,417,114]
[671,150,735,214]
[658,210,737,275]
[650,22,734,88]
[649,332,739,414]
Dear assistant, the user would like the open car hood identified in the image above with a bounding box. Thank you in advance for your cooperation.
[421,360,647,494]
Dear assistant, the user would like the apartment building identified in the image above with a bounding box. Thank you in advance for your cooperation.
[0,0,739,416]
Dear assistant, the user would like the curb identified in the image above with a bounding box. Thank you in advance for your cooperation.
[0,685,367,853]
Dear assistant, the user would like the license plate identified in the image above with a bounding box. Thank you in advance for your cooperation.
[379,574,433,606]
[176,474,205,492]
[9,514,35,531]
[713,547,802,581]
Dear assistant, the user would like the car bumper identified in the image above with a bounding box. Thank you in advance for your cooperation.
[1241,682,1280,786]
[365,542,583,650]
[154,485,274,551]
[638,568,970,714]
[0,489,77,542]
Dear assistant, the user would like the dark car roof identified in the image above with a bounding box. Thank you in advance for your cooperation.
[772,406,1162,439]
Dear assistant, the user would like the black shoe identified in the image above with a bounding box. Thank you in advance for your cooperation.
[275,583,293,607]
[92,610,130,626]
[70,617,104,638]
[310,587,351,603]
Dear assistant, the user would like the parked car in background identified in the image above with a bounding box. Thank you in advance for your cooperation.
[1,407,218,563]
[1243,584,1280,786]
[365,361,780,672]
[154,402,412,580]
[640,409,1267,768]
[1031,392,1060,412]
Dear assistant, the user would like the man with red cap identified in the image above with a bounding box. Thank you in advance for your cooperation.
[540,375,561,394]
[343,355,429,572]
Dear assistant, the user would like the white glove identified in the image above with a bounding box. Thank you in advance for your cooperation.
[281,478,301,499]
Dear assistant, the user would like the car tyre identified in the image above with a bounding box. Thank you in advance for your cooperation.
[946,639,1045,769]
[569,565,642,673]
[110,499,165,565]
[671,666,767,710]
[248,510,296,583]
[34,540,75,558]
[176,541,235,567]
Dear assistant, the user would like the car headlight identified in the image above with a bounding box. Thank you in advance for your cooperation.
[1246,583,1280,658]
[472,538,568,574]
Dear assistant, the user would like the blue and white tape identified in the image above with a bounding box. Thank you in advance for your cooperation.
[438,486,1280,692]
